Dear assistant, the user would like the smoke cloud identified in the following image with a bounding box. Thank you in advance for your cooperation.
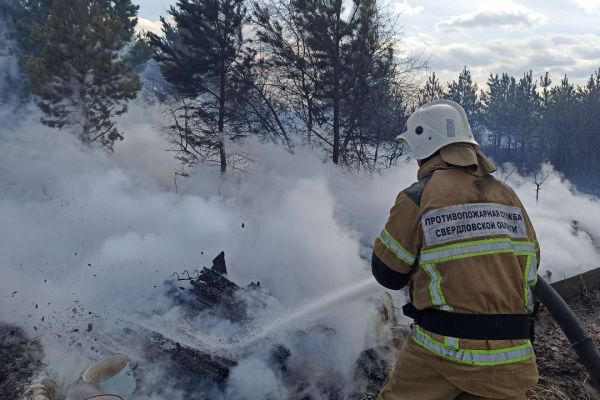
[1,102,599,398]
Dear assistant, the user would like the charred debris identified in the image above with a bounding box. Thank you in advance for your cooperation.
[157,251,396,399]
[165,251,265,324]
[2,252,395,400]
[3,253,599,399]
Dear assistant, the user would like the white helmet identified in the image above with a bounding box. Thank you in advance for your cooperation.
[396,99,478,160]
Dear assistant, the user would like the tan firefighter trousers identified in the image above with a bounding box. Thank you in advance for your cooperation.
[378,340,528,400]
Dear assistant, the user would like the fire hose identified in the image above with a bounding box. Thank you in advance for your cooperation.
[533,275,600,392]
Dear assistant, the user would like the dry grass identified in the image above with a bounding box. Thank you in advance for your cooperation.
[528,382,581,400]
[527,288,600,399]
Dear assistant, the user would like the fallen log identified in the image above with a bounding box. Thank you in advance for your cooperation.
[121,325,237,385]
[550,266,600,301]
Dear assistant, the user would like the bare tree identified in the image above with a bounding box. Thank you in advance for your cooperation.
[149,0,248,174]
[533,164,553,204]
[497,166,514,183]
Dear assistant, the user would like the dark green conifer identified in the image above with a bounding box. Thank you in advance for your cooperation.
[26,0,141,150]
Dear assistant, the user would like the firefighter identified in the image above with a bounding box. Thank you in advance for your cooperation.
[373,100,539,400]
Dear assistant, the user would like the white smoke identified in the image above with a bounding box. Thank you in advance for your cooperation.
[225,358,289,400]
[0,107,387,399]
[1,102,599,398]
[499,165,600,280]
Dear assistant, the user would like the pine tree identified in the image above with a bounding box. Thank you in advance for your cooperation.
[537,70,600,185]
[252,0,320,143]
[472,68,600,188]
[418,72,444,105]
[512,71,540,169]
[575,70,600,179]
[538,72,553,160]
[149,0,248,174]
[124,33,156,73]
[26,0,141,150]
[539,72,552,107]
[292,0,359,164]
[340,0,402,169]
[255,0,409,168]
[445,66,482,142]
[480,73,518,159]
[11,1,54,67]
[546,75,576,173]
[0,0,24,105]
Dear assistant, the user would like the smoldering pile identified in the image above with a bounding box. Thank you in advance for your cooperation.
[5,263,600,399]
[2,252,400,400]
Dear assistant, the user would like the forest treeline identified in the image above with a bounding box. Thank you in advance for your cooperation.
[421,69,600,187]
[1,0,599,187]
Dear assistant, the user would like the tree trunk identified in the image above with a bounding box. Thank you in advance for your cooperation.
[300,70,313,144]
[341,119,354,165]
[332,48,341,164]
[307,98,313,144]
[81,81,90,144]
[218,64,227,175]
[374,134,381,168]
[254,82,290,146]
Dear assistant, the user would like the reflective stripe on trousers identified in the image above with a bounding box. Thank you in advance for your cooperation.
[412,326,535,366]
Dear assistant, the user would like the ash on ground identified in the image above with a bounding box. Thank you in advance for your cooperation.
[1,253,398,400]
[2,255,599,400]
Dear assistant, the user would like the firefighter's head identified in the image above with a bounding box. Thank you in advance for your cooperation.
[396,100,478,161]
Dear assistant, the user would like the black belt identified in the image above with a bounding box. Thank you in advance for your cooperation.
[403,303,532,340]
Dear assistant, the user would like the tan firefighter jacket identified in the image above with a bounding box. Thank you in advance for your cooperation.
[373,143,539,396]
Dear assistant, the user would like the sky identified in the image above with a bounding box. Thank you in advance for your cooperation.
[135,0,600,87]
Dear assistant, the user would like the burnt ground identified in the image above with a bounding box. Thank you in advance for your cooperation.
[527,288,600,400]
[0,324,42,399]
[2,280,600,399]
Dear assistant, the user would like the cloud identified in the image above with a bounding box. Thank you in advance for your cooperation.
[437,1,547,31]
[136,17,164,36]
[571,0,600,13]
[393,0,424,17]
[402,32,600,86]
